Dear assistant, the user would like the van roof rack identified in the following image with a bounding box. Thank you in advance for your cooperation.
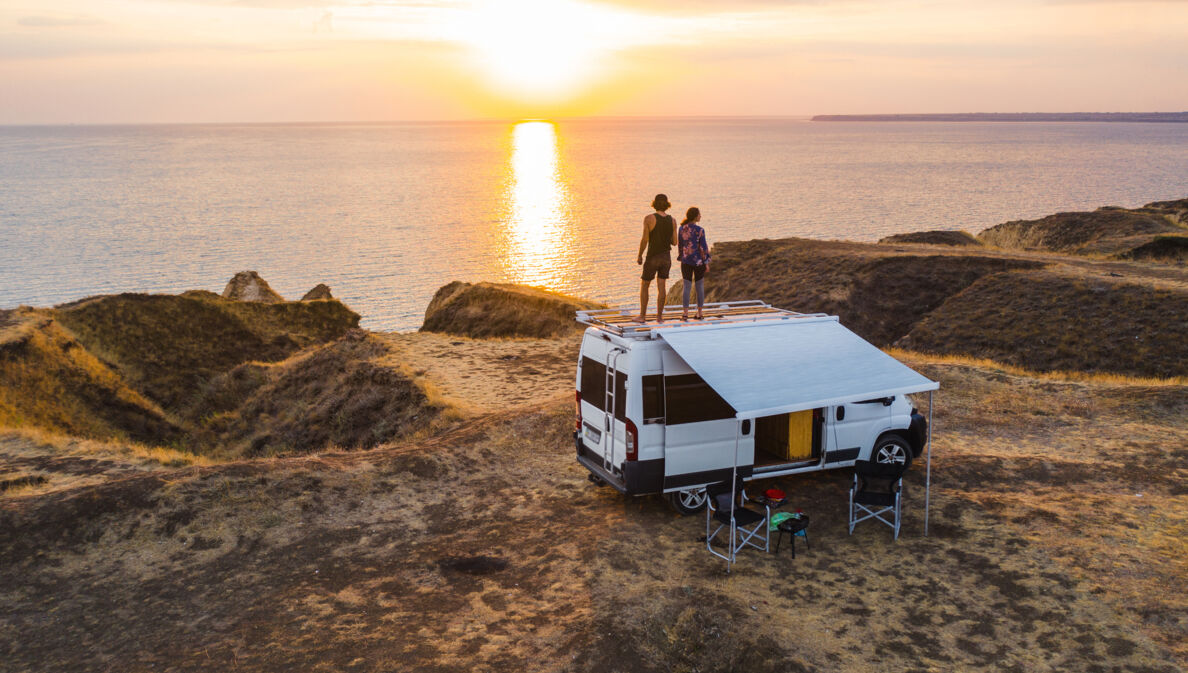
[575,300,828,337]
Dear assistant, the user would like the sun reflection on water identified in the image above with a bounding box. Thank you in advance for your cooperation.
[497,121,576,289]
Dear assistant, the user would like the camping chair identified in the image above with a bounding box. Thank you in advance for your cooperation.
[849,460,908,540]
[706,480,770,567]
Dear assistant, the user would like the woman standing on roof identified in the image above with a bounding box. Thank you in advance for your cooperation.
[677,207,711,321]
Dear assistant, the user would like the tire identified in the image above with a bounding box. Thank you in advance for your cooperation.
[873,433,912,469]
[667,488,708,515]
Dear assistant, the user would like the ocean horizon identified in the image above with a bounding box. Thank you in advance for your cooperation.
[3,117,1187,330]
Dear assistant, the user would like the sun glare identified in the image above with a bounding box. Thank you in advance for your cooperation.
[458,0,642,101]
[498,121,575,286]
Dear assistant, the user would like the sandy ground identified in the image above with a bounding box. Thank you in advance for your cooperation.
[375,331,579,414]
[1,341,1185,672]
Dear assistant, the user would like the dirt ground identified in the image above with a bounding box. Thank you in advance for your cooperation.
[1,336,1185,672]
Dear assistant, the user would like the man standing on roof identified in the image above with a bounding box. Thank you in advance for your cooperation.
[636,193,678,323]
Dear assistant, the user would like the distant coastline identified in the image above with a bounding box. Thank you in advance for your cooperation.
[811,112,1188,123]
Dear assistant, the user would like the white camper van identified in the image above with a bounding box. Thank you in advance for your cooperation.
[574,301,937,514]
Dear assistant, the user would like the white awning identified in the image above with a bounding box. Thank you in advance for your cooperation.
[658,317,939,419]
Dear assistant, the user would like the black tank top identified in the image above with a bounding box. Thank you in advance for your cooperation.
[646,213,674,258]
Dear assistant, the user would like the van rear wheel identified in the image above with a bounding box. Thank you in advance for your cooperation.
[668,488,707,515]
[873,434,912,468]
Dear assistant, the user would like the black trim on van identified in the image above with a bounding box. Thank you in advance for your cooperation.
[825,447,860,463]
[663,465,754,491]
[575,432,665,495]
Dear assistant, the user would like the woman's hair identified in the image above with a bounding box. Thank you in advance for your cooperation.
[651,194,670,212]
[681,207,700,226]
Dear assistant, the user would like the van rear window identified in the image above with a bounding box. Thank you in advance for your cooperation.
[580,357,607,411]
[664,373,735,425]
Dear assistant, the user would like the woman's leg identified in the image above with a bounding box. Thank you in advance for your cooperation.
[680,264,693,318]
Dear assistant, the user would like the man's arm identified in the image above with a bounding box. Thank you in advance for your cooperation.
[671,219,678,246]
[637,214,654,264]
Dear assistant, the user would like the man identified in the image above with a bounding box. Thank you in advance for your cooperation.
[636,193,678,323]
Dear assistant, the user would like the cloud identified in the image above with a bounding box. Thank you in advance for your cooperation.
[17,15,104,27]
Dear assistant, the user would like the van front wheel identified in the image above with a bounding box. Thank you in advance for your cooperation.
[873,434,912,468]
[668,488,708,515]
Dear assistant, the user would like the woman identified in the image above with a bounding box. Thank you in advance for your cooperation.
[676,206,711,320]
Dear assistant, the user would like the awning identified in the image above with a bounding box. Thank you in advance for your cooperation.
[658,317,938,419]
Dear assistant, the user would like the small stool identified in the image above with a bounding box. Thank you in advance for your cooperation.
[774,515,810,557]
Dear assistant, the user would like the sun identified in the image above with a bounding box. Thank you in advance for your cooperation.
[457,0,639,101]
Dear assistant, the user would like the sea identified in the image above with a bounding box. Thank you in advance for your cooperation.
[2,118,1186,331]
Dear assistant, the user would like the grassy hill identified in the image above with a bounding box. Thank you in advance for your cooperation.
[897,268,1188,379]
[703,237,1043,346]
[977,199,1188,261]
[0,310,178,443]
[54,291,360,410]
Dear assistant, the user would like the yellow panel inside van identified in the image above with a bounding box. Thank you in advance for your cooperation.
[787,410,814,460]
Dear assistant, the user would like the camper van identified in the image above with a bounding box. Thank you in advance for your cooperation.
[574,301,935,514]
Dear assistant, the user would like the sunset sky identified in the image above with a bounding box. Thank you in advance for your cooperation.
[2,0,1186,123]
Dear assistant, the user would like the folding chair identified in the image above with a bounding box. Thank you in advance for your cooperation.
[849,460,908,540]
[706,480,770,568]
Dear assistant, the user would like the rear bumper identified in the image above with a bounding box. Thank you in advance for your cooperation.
[575,431,663,495]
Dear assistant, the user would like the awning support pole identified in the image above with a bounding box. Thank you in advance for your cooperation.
[925,390,934,537]
[728,425,739,573]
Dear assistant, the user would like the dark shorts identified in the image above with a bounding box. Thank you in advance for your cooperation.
[641,254,671,281]
[680,263,706,281]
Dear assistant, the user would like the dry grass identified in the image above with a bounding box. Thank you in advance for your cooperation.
[0,310,178,442]
[704,237,1044,346]
[896,267,1188,379]
[53,291,359,410]
[977,200,1188,261]
[878,230,982,246]
[0,343,1184,672]
[187,330,447,458]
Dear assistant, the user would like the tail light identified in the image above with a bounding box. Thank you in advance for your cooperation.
[625,418,638,461]
[575,391,582,432]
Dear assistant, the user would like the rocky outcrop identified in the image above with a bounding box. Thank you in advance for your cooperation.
[421,281,605,339]
[222,271,284,303]
[879,231,981,247]
[301,284,334,301]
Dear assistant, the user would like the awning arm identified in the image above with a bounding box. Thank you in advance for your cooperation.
[925,390,934,537]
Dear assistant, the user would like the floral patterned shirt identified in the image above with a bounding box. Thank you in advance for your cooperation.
[677,223,711,267]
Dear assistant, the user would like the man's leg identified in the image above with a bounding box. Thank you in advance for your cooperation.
[656,277,667,322]
[637,279,650,322]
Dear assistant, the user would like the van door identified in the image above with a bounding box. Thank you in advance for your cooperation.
[661,371,751,489]
[828,401,890,464]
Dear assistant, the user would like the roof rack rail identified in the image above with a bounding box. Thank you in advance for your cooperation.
[575,300,828,337]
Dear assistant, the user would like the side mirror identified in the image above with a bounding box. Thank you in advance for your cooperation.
[741,419,752,435]
[836,406,845,421]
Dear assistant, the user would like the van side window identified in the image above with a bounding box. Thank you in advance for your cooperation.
[642,375,664,422]
[664,373,734,424]
[580,357,606,411]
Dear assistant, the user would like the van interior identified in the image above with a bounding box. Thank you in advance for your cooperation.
[754,408,823,468]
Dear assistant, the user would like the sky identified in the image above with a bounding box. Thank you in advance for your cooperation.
[1,0,1186,123]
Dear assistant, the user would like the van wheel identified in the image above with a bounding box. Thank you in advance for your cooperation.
[873,434,912,468]
[668,488,707,515]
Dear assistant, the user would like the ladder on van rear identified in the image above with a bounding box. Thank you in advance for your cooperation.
[602,348,623,469]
